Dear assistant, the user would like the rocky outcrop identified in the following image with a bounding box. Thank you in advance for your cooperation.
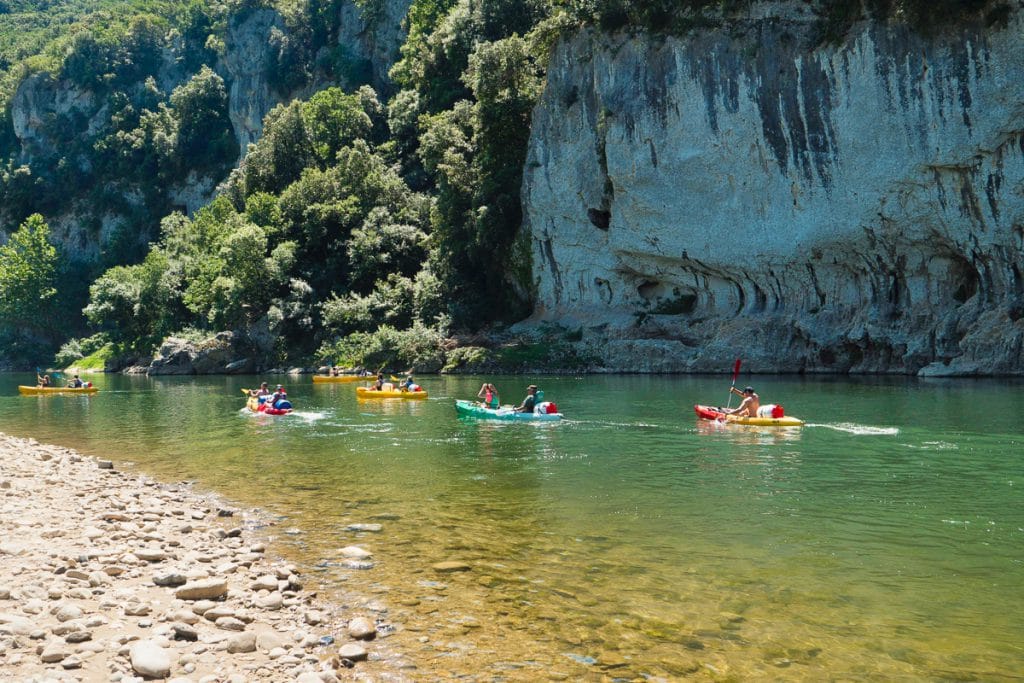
[221,9,287,152]
[336,0,413,94]
[10,73,103,165]
[148,332,254,375]
[523,8,1024,376]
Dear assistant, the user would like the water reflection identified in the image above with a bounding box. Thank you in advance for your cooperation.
[694,417,803,444]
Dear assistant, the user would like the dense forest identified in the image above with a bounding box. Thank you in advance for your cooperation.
[0,0,1008,370]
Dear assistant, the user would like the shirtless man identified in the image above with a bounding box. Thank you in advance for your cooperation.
[725,386,759,417]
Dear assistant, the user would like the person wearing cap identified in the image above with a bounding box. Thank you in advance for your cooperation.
[513,385,539,413]
[269,384,287,407]
[725,386,759,418]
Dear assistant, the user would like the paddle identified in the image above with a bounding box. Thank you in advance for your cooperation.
[724,358,742,413]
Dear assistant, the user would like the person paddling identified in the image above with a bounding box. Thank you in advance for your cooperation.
[724,386,759,418]
[513,385,538,413]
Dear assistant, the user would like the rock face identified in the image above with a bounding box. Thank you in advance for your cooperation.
[523,9,1024,376]
[148,332,253,375]
[221,8,287,152]
[336,0,413,94]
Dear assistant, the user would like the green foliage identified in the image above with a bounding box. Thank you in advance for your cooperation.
[55,332,111,368]
[170,65,238,169]
[302,87,373,163]
[82,248,182,349]
[441,344,490,372]
[0,213,58,337]
[419,34,541,326]
[240,101,315,195]
[317,321,446,371]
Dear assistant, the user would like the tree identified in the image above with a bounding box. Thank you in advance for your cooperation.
[242,101,315,195]
[83,249,182,347]
[0,214,59,338]
[301,87,373,164]
[170,66,238,169]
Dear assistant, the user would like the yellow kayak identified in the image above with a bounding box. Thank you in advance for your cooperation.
[694,404,804,427]
[19,385,98,395]
[356,386,428,399]
[312,374,369,383]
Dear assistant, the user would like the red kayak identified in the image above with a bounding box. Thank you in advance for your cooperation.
[243,390,293,415]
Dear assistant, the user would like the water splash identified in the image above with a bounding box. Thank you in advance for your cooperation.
[290,410,330,422]
[808,423,900,435]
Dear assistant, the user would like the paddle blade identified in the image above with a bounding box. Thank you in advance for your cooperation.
[731,358,742,382]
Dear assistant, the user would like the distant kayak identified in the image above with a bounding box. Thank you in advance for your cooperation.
[242,389,292,415]
[356,386,427,399]
[694,404,804,427]
[455,399,562,421]
[312,375,369,383]
[19,385,97,395]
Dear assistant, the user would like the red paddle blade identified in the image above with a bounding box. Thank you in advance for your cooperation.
[731,359,742,382]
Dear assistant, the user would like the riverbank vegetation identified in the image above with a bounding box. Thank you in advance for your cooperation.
[0,0,1007,369]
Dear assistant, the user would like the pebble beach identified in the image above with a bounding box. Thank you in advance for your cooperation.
[0,432,399,682]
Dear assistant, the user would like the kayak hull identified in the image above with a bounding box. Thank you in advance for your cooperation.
[694,404,804,427]
[455,399,562,421]
[312,375,368,383]
[19,385,97,395]
[356,387,428,399]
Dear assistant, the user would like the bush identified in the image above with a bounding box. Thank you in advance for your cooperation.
[318,321,446,371]
[55,333,111,367]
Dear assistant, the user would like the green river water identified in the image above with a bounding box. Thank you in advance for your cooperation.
[1,373,1022,680]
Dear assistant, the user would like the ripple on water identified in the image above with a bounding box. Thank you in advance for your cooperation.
[810,422,900,435]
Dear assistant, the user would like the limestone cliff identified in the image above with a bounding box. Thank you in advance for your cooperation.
[523,8,1024,376]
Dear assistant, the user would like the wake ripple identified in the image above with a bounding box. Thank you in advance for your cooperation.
[290,410,329,422]
[808,422,900,436]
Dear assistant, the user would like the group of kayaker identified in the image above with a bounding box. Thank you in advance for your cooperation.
[368,372,419,392]
[475,382,544,413]
[248,382,289,406]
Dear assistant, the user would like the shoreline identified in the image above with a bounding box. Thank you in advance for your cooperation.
[0,432,402,682]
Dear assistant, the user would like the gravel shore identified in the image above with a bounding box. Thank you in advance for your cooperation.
[0,432,393,682]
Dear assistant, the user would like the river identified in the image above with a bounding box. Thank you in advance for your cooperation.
[1,373,1021,680]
